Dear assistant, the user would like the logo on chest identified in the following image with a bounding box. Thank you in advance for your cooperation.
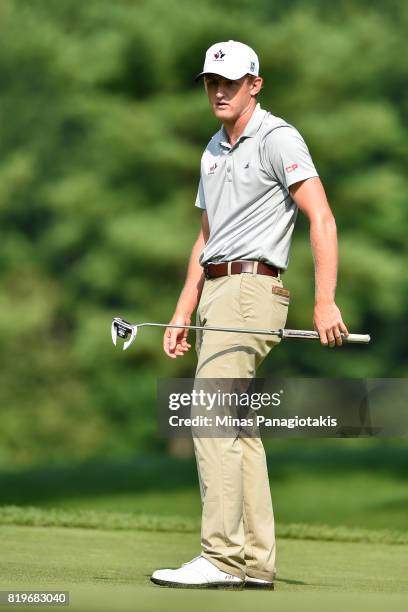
[207,162,218,175]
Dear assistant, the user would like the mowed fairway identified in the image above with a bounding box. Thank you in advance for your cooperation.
[1,518,407,612]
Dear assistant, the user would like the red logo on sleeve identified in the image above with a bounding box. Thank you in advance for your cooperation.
[285,163,299,173]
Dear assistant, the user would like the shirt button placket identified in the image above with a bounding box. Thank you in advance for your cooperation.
[226,155,232,183]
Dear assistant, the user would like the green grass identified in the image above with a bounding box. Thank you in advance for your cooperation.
[1,442,407,531]
[0,505,407,545]
[33,472,408,532]
[1,443,407,610]
[0,520,407,612]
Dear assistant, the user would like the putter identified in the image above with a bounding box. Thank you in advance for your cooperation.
[111,317,371,351]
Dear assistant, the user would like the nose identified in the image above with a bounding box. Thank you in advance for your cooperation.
[215,85,226,99]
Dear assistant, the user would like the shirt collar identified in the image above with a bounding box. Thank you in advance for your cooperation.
[218,103,267,150]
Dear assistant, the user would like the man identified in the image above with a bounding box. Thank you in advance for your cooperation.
[151,40,348,589]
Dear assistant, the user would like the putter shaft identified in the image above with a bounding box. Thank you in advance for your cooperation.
[111,318,371,350]
[138,323,369,343]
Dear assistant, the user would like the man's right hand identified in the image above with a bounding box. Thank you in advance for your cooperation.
[163,312,192,359]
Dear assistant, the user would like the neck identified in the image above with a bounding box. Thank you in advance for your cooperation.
[223,100,257,146]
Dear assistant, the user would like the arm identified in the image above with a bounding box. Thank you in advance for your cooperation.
[289,176,349,347]
[163,211,210,358]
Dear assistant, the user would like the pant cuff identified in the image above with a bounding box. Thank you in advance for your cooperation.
[245,567,276,581]
[201,553,245,580]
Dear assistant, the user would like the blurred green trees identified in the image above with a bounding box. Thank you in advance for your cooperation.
[0,0,407,465]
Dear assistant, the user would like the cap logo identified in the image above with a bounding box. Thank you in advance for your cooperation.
[250,61,256,72]
[214,49,225,60]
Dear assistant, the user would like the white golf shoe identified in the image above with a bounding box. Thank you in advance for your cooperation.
[150,555,244,589]
[245,576,274,589]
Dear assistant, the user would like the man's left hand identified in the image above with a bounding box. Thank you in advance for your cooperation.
[313,301,349,347]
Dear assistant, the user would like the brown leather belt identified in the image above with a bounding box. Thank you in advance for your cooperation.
[203,260,280,279]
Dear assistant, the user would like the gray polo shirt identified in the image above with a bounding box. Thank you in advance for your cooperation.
[195,103,318,271]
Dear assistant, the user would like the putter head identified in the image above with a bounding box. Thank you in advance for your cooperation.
[111,317,137,350]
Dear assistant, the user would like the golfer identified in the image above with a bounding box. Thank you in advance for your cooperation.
[152,40,348,589]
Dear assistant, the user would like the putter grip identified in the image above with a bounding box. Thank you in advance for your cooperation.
[281,330,371,343]
[343,333,371,344]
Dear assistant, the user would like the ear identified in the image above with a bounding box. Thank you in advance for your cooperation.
[249,76,263,96]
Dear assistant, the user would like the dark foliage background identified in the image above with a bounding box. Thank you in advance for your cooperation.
[0,0,407,465]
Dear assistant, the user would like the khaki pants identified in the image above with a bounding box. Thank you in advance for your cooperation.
[193,270,289,581]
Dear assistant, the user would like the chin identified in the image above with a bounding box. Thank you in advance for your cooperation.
[213,107,235,120]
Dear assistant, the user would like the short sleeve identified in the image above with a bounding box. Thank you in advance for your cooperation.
[195,178,206,210]
[263,126,319,189]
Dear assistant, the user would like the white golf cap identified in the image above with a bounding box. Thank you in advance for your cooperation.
[195,40,259,81]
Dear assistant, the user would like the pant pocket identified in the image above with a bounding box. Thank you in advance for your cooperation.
[271,284,290,308]
[270,292,289,330]
[240,274,289,325]
[239,274,258,323]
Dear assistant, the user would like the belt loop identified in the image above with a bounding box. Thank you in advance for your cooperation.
[277,268,281,280]
[252,261,259,275]
[227,261,232,276]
